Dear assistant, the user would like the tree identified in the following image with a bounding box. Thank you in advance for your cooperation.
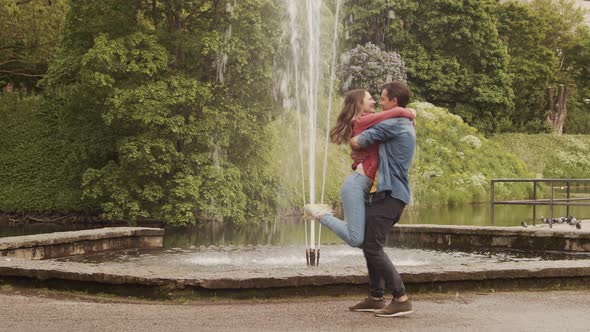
[528,0,588,134]
[563,27,590,134]
[344,0,514,134]
[0,0,66,90]
[43,0,282,225]
[495,1,556,132]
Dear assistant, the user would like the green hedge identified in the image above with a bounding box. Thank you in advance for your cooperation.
[0,94,83,211]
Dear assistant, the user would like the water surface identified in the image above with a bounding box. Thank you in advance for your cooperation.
[1,202,587,248]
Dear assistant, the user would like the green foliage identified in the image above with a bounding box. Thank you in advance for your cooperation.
[524,0,589,134]
[40,0,283,225]
[560,26,590,134]
[0,94,83,211]
[0,0,67,89]
[493,133,590,179]
[408,102,531,206]
[343,0,590,134]
[3,0,588,222]
[345,0,514,134]
[495,1,555,133]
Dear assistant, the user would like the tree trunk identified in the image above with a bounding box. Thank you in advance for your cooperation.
[152,0,159,26]
[546,84,568,135]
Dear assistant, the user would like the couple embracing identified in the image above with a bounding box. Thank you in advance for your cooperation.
[305,81,416,318]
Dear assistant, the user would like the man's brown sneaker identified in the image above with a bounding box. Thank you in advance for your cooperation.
[374,299,413,317]
[348,297,387,312]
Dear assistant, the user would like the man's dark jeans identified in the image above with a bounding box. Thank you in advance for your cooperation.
[363,193,406,298]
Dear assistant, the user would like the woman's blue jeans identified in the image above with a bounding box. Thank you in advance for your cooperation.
[320,172,372,247]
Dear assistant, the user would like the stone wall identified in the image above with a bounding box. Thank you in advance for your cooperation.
[391,224,590,252]
[0,227,164,260]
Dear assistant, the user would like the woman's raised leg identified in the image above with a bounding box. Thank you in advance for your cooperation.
[320,172,372,247]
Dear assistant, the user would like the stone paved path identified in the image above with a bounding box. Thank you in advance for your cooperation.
[1,289,589,331]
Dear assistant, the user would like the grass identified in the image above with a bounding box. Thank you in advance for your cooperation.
[492,133,590,179]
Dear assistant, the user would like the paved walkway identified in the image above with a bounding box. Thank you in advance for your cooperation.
[1,289,589,331]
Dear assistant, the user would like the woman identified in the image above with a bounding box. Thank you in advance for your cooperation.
[305,89,414,247]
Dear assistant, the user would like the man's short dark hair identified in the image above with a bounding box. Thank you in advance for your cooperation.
[381,81,410,107]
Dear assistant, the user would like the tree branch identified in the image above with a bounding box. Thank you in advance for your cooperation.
[181,7,213,24]
[0,59,27,66]
[0,70,44,77]
[15,0,55,7]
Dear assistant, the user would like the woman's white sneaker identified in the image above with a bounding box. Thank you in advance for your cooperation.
[303,204,333,220]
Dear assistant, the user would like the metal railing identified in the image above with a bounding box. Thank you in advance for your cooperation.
[490,179,590,226]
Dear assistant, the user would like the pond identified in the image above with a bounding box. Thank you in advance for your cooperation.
[163,203,589,248]
[2,201,586,248]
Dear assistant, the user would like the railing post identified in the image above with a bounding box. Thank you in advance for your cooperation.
[490,180,495,226]
[533,181,537,226]
[550,181,554,229]
[566,181,571,217]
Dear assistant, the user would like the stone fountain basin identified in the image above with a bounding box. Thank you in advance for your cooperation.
[1,247,590,291]
[0,227,164,260]
[0,225,589,295]
[391,221,590,252]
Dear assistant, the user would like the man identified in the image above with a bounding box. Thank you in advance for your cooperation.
[348,81,416,318]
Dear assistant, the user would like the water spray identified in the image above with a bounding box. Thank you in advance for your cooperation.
[304,220,310,266]
[280,0,343,267]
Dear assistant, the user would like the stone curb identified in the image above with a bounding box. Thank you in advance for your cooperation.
[2,261,590,290]
[0,228,164,250]
[394,224,590,239]
[392,223,590,252]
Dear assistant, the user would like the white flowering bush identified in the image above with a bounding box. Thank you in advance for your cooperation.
[338,42,407,95]
[410,102,531,206]
[460,135,482,149]
[494,134,590,179]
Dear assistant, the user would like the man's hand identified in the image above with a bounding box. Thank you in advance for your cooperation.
[408,108,417,127]
[350,149,367,163]
[350,136,361,150]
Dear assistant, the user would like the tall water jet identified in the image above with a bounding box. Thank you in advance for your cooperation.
[276,0,343,266]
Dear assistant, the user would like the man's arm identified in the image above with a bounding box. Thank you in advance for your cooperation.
[354,107,414,130]
[351,118,407,149]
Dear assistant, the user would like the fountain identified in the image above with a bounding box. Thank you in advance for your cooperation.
[2,1,590,299]
[276,0,344,267]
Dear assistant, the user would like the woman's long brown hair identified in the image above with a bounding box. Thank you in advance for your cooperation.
[330,89,367,145]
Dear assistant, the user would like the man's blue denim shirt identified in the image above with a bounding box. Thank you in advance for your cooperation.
[357,118,416,204]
